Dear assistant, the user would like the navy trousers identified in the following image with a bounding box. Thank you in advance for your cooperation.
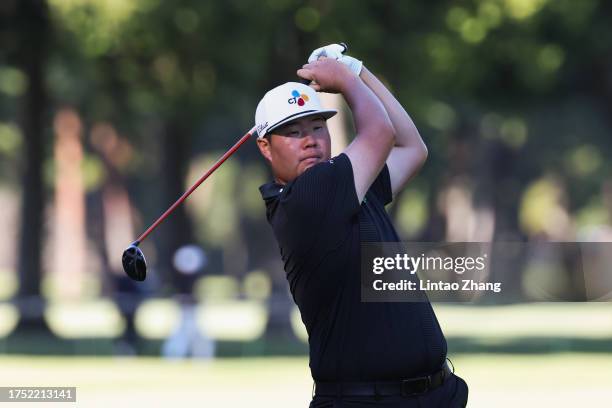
[309,373,469,408]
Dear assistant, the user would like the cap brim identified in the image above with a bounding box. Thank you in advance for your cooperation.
[258,109,338,138]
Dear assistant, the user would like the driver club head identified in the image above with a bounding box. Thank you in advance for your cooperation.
[122,242,147,281]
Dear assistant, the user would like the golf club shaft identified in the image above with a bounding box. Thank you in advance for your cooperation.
[136,126,257,244]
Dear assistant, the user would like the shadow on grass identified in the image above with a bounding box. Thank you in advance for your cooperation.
[2,333,611,356]
[446,336,612,354]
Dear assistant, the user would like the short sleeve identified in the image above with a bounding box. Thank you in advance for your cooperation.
[368,164,393,206]
[279,153,361,224]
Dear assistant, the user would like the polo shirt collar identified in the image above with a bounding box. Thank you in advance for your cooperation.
[259,181,285,201]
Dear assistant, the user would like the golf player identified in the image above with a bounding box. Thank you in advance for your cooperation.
[256,44,468,407]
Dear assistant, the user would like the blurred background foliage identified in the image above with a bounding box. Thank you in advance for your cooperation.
[0,0,611,357]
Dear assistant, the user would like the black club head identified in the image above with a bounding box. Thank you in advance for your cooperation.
[122,242,147,281]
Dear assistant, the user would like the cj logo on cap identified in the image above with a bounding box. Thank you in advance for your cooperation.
[288,90,310,106]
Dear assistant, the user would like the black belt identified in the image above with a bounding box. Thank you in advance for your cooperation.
[314,363,452,397]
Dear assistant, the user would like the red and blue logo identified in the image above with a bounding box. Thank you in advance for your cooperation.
[288,90,309,106]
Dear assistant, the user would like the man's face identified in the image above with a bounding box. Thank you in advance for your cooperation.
[257,115,331,184]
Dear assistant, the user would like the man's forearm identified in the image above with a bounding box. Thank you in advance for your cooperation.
[359,66,425,151]
[359,66,428,195]
[341,73,394,145]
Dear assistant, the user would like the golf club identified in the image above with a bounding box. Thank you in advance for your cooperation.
[122,125,257,281]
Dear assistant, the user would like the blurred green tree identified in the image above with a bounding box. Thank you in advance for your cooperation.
[1,0,52,333]
[2,0,611,326]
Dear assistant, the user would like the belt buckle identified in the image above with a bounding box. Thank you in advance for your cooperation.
[401,376,431,397]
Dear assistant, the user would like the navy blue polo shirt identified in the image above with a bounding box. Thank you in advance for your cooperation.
[260,153,447,382]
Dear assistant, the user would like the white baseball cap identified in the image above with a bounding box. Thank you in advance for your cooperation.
[255,82,337,139]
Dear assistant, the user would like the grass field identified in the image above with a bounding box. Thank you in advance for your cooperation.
[1,353,611,407]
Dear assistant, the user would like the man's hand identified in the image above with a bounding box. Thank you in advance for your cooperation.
[308,43,363,76]
[297,58,358,93]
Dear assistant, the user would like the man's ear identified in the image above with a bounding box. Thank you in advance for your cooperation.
[256,136,272,162]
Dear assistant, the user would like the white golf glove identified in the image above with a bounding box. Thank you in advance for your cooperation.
[308,43,363,76]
